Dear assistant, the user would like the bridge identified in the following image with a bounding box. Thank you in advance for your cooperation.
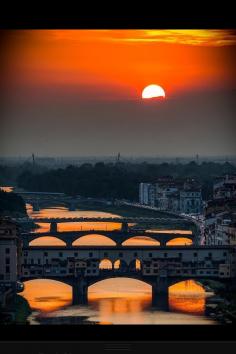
[21,245,236,309]
[16,191,81,211]
[21,229,195,247]
[16,216,197,232]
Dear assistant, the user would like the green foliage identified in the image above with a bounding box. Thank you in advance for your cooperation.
[0,190,27,216]
[15,161,236,201]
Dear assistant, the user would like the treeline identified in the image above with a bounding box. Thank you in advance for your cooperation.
[16,161,236,201]
[0,163,48,186]
[0,190,27,217]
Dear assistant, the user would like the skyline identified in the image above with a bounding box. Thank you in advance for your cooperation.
[1,30,236,157]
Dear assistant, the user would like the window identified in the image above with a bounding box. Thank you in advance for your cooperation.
[164,253,167,258]
[194,253,197,257]
[93,270,96,273]
[74,252,78,257]
[223,252,227,257]
[149,253,152,257]
[5,258,10,265]
[87,270,91,274]
[5,248,10,254]
[208,253,212,258]
[104,252,108,257]
[38,259,41,265]
[119,253,123,258]
[44,252,48,257]
[59,252,63,257]
[24,251,28,256]
[154,269,158,273]
[31,259,34,265]
[134,252,138,257]
[89,252,93,257]
[6,266,10,273]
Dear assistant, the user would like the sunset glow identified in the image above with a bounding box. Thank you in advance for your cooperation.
[3,29,236,100]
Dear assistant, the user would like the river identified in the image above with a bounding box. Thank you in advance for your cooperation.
[24,205,215,324]
[1,186,216,324]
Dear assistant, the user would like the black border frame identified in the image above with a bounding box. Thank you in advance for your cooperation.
[0,8,236,346]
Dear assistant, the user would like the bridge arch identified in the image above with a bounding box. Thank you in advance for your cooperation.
[122,236,160,246]
[88,276,153,290]
[113,259,129,271]
[166,237,193,246]
[21,278,72,312]
[72,234,116,246]
[129,258,142,271]
[99,258,113,270]
[168,279,209,315]
[29,236,67,246]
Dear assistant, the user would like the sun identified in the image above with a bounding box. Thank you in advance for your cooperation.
[142,84,165,99]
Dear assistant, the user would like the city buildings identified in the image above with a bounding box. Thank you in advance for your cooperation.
[139,183,155,206]
[179,181,203,215]
[0,218,23,320]
[213,175,236,200]
[204,176,236,245]
[139,178,203,215]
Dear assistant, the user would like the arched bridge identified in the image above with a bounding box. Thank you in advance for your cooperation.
[21,245,236,308]
[21,229,195,247]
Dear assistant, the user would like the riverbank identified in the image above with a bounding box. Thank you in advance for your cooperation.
[15,295,32,324]
[202,280,236,324]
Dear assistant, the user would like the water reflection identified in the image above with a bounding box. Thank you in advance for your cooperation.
[21,205,214,324]
[0,186,14,192]
[21,278,214,324]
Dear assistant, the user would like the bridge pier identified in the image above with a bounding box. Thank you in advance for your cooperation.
[121,222,129,233]
[72,277,88,305]
[159,239,167,247]
[152,278,169,310]
[31,202,40,212]
[50,222,58,233]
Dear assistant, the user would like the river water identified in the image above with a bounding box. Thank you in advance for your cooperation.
[23,205,215,325]
[1,186,216,324]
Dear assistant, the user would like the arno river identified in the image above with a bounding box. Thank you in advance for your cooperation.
[1,187,216,324]
[24,206,217,324]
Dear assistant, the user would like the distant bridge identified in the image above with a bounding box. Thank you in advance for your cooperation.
[16,216,195,226]
[17,192,80,211]
[21,229,195,247]
[16,216,200,240]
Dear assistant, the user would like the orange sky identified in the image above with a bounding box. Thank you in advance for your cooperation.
[3,29,236,99]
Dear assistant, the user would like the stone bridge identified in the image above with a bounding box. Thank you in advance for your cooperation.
[21,229,195,247]
[21,245,236,308]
